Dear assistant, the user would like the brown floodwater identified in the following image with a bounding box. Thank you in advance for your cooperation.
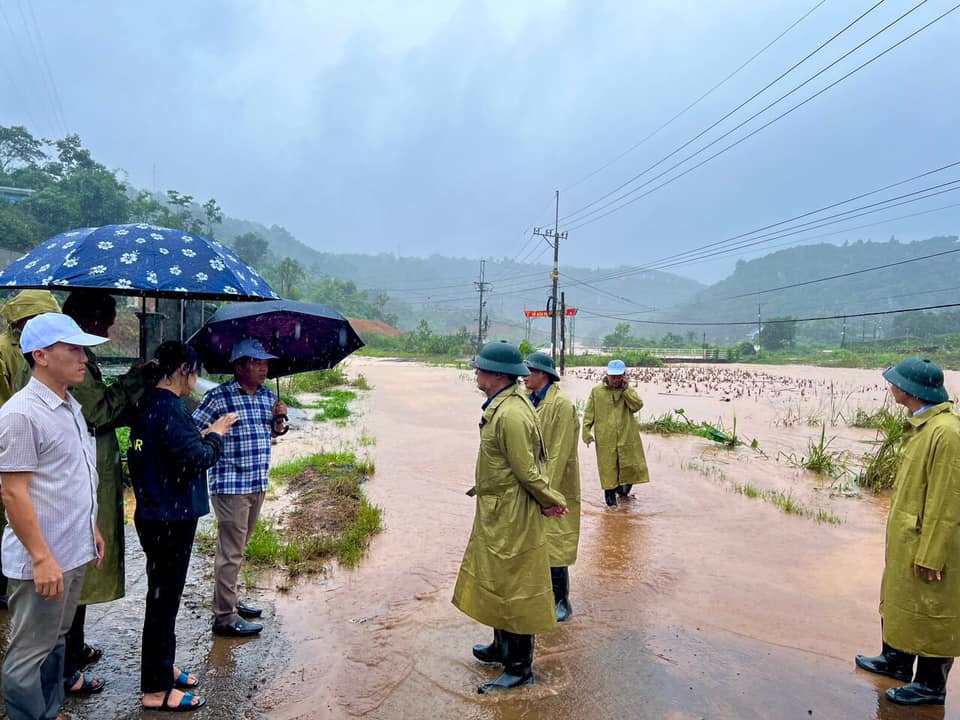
[259,359,960,719]
[2,359,958,719]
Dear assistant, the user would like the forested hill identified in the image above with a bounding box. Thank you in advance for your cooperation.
[657,236,960,341]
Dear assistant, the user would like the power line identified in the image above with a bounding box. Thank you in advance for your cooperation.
[20,0,68,134]
[564,0,954,232]
[558,0,829,195]
[558,0,891,226]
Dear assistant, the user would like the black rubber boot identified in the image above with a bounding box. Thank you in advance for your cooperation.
[604,489,618,507]
[616,484,633,497]
[477,632,534,694]
[855,641,915,682]
[472,629,505,664]
[886,656,953,706]
[551,567,572,623]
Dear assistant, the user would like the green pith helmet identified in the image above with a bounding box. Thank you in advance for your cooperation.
[471,340,530,377]
[883,357,949,404]
[525,351,560,381]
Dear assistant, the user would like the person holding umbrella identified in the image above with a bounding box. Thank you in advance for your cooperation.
[193,338,287,637]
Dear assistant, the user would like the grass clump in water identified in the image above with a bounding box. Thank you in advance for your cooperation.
[856,413,906,492]
[313,389,356,422]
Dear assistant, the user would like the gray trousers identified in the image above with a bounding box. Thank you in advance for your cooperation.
[212,492,265,625]
[3,565,86,720]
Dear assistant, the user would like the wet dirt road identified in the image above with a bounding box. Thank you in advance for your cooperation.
[260,359,960,720]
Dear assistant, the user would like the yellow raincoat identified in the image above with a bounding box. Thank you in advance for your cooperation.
[0,290,61,404]
[70,348,149,604]
[881,402,960,657]
[582,378,650,490]
[452,384,567,635]
[536,384,581,567]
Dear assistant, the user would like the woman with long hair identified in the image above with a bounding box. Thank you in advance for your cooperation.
[128,341,238,712]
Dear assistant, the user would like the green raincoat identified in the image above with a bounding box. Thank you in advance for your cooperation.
[69,349,149,605]
[881,402,960,657]
[0,290,61,404]
[536,384,581,567]
[452,384,567,635]
[582,379,650,490]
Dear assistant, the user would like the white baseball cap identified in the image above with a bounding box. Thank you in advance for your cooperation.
[20,312,109,354]
[606,359,626,376]
[229,338,278,363]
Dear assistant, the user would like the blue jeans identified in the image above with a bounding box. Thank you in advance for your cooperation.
[2,565,86,720]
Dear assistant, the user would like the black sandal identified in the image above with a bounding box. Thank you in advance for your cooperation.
[81,643,103,666]
[64,671,107,694]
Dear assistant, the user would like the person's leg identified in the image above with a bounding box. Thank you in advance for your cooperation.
[550,567,572,622]
[855,621,915,682]
[2,567,85,720]
[212,494,251,626]
[886,656,954,706]
[138,518,203,709]
[235,492,266,614]
[477,632,535,694]
[472,629,506,663]
[62,603,85,681]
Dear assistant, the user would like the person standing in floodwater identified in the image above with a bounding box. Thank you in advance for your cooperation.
[452,341,567,694]
[524,351,580,622]
[855,357,960,707]
[582,359,649,507]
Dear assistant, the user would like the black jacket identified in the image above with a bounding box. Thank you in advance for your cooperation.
[128,387,223,521]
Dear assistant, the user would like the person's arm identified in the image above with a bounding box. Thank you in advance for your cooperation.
[582,390,595,445]
[913,426,960,580]
[0,472,63,599]
[0,356,13,404]
[543,400,577,490]
[501,412,566,509]
[622,386,644,413]
[168,402,230,476]
[71,363,150,433]
[192,388,222,430]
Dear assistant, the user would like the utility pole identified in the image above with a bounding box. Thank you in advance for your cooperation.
[474,260,489,353]
[756,302,762,357]
[560,292,567,376]
[533,190,567,362]
[840,316,847,348]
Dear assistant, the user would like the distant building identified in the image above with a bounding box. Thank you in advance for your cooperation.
[0,186,35,204]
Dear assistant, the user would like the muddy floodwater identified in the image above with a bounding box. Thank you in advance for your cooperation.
[3,359,960,719]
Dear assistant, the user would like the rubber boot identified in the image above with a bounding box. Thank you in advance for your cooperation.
[616,484,633,497]
[855,641,915,682]
[604,489,618,507]
[472,629,505,664]
[887,656,953,706]
[551,567,572,622]
[477,632,534,694]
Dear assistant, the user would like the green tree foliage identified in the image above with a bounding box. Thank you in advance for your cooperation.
[233,231,270,266]
[762,317,798,351]
[276,257,306,298]
[602,322,635,349]
[0,125,45,174]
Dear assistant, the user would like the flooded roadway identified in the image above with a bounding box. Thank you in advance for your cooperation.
[2,358,958,719]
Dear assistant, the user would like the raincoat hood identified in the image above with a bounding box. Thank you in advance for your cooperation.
[0,290,61,326]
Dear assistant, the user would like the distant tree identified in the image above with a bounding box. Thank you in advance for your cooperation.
[0,125,45,174]
[761,317,798,351]
[202,198,223,238]
[0,204,41,250]
[603,322,633,349]
[234,232,269,266]
[129,190,180,227]
[277,257,306,298]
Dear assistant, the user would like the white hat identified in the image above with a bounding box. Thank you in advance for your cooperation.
[20,312,109,354]
[229,338,278,363]
[606,359,626,376]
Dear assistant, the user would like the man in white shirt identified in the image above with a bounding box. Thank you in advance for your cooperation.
[0,313,107,720]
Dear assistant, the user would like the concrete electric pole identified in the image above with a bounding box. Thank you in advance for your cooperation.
[533,190,567,362]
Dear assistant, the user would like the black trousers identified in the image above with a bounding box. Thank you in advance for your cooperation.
[63,603,87,680]
[135,518,198,694]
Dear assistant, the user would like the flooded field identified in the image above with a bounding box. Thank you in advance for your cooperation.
[2,358,959,719]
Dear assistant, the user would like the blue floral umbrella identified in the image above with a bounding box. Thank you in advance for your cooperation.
[0,223,278,300]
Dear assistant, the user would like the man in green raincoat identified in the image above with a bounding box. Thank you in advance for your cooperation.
[524,352,580,622]
[582,359,649,507]
[60,290,150,693]
[452,341,567,694]
[0,290,61,609]
[855,357,960,706]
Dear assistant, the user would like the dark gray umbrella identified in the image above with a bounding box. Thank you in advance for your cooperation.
[187,299,365,378]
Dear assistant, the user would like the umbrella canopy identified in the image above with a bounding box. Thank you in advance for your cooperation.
[0,223,278,300]
[188,299,365,378]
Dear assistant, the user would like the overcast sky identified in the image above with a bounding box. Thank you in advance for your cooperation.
[1,0,958,283]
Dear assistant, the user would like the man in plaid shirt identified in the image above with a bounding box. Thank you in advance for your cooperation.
[193,339,287,637]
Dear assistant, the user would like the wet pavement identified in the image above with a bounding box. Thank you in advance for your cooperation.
[2,359,959,719]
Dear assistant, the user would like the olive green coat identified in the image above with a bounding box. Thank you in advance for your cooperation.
[452,385,567,635]
[881,402,960,657]
[69,350,149,605]
[0,328,23,405]
[536,384,581,567]
[582,380,650,490]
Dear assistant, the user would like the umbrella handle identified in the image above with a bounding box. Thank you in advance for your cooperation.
[271,414,289,436]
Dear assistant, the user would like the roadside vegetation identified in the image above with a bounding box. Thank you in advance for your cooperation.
[639,408,760,450]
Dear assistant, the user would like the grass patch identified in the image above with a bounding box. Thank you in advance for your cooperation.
[237,451,383,575]
[312,389,356,422]
[850,405,903,431]
[734,482,761,498]
[287,366,349,393]
[856,415,906,492]
[640,409,759,450]
[351,373,372,390]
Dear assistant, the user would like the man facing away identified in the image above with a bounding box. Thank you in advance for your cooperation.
[524,351,581,622]
[855,357,960,707]
[582,359,650,507]
[0,313,107,720]
[193,338,287,637]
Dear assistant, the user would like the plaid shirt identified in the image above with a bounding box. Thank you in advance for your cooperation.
[193,379,276,495]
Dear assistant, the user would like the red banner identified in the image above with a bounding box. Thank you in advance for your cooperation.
[524,308,577,318]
